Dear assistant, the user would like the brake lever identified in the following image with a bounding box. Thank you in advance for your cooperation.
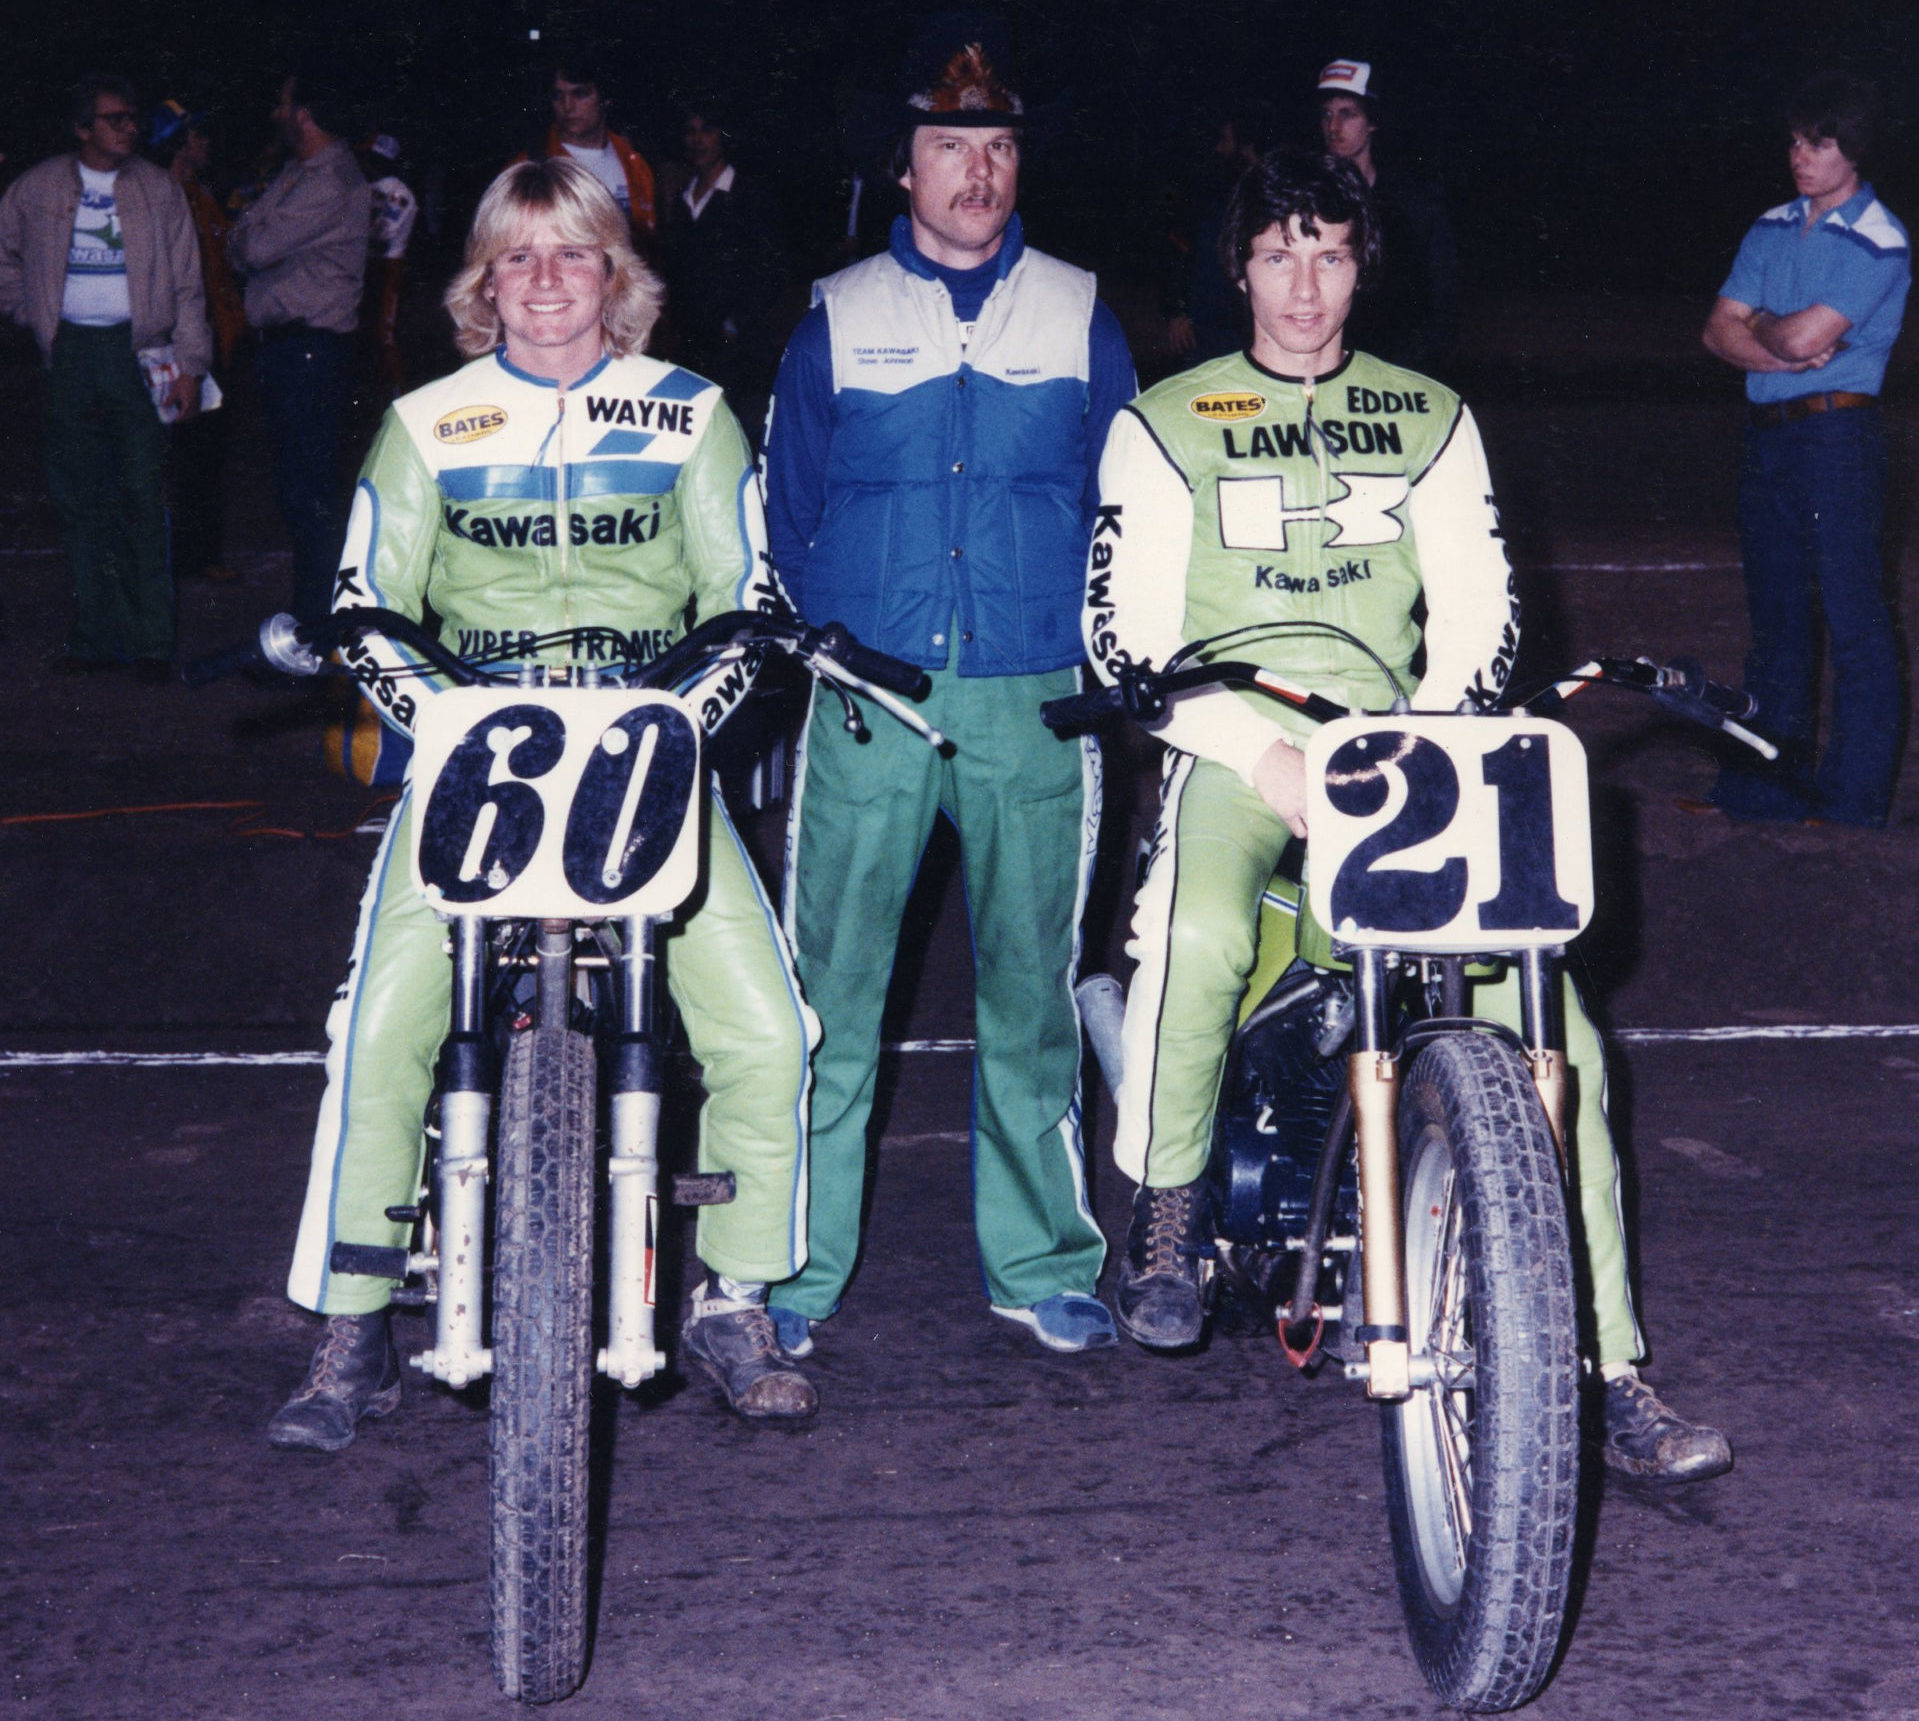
[810,659,949,751]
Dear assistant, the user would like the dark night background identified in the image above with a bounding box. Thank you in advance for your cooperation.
[7,9,1919,1718]
[3,0,1916,321]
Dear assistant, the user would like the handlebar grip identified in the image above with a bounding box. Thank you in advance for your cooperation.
[1664,655,1758,721]
[181,636,265,688]
[815,624,931,700]
[1039,684,1126,732]
[185,613,331,685]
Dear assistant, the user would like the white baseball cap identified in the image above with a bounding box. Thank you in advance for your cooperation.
[1317,59,1374,100]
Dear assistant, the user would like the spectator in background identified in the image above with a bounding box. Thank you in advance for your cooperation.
[151,97,243,585]
[229,67,370,627]
[358,132,416,398]
[1163,101,1273,362]
[0,74,209,677]
[525,50,657,244]
[1317,58,1460,375]
[833,164,900,268]
[662,101,785,440]
[1701,76,1910,827]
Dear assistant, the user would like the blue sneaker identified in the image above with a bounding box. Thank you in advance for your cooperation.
[990,1292,1118,1354]
[766,1304,816,1359]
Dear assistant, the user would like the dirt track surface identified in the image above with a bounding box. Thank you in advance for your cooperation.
[3,300,1919,1717]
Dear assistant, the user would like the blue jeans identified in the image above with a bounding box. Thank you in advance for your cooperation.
[1713,405,1901,826]
[256,327,354,627]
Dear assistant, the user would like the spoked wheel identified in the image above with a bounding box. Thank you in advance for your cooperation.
[1380,1034,1579,1712]
[491,1025,597,1704]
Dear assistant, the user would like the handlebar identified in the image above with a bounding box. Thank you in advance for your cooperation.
[1041,661,1350,735]
[184,608,940,742]
[1043,647,1778,760]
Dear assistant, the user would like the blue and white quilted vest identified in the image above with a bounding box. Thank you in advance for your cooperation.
[803,240,1098,676]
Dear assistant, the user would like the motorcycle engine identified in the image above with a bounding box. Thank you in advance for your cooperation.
[1205,967,1355,1247]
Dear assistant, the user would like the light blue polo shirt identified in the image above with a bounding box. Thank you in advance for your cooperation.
[1721,181,1910,403]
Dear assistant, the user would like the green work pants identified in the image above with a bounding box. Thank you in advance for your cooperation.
[44,322,172,662]
[287,788,817,1314]
[1116,755,1642,1367]
[772,668,1106,1318]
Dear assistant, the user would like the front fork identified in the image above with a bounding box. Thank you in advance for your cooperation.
[413,913,670,1390]
[601,915,667,1388]
[414,914,493,1386]
[1349,949,1409,1400]
[1347,946,1567,1402]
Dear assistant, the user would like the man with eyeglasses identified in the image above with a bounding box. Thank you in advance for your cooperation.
[0,73,210,679]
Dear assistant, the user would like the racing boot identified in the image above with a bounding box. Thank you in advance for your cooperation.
[682,1277,817,1421]
[1599,1368,1733,1482]
[1116,1180,1210,1350]
[267,1311,402,1453]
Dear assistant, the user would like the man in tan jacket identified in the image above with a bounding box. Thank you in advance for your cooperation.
[0,74,209,676]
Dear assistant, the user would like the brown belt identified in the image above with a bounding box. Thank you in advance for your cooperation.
[1750,390,1876,428]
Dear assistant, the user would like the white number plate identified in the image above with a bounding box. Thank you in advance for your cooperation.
[1304,715,1593,952]
[409,688,703,920]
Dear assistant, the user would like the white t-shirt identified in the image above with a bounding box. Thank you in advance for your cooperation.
[559,141,629,214]
[369,175,418,261]
[62,164,131,326]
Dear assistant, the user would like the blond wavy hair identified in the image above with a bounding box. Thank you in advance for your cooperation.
[445,158,663,360]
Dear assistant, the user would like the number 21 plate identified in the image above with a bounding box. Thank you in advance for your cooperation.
[1303,715,1593,952]
[409,687,703,920]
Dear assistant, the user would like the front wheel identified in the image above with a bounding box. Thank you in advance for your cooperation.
[491,1025,597,1704]
[1381,1034,1579,1712]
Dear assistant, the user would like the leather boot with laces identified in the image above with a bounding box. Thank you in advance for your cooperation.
[1116,1180,1210,1350]
[1600,1371,1733,1481]
[267,1311,402,1453]
[682,1283,818,1421]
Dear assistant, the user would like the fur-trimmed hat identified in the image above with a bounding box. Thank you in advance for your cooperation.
[844,11,1065,171]
[899,37,1025,130]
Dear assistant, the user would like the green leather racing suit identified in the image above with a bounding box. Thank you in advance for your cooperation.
[286,347,817,1315]
[1085,348,1643,1366]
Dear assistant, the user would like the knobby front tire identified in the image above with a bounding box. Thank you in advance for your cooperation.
[490,1026,597,1704]
[1380,1033,1579,1712]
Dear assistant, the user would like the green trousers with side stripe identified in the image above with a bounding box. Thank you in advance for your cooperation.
[1115,756,1643,1367]
[772,668,1107,1319]
[286,788,818,1314]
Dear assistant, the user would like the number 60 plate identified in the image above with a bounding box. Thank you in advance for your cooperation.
[1304,715,1593,952]
[410,687,703,920]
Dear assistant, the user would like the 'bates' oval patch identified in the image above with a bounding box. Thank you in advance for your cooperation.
[1188,391,1267,423]
[434,407,508,444]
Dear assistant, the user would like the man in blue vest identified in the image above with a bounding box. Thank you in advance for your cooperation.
[1702,75,1909,825]
[762,32,1136,1355]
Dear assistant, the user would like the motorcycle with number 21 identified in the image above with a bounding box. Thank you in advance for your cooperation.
[1045,631,1772,1712]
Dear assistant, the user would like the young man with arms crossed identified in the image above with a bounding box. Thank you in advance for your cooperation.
[1089,150,1730,1480]
[1701,76,1908,827]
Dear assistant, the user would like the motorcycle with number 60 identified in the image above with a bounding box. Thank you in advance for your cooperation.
[191,607,939,1704]
[1044,632,1772,1712]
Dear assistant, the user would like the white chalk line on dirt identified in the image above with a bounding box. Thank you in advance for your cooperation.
[5,1026,1919,1068]
[1539,561,1741,573]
